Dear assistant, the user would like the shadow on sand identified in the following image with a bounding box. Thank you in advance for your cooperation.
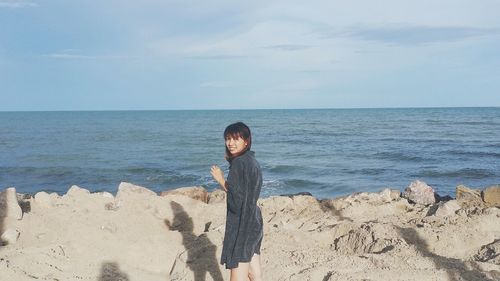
[98,262,130,281]
[165,201,223,281]
[397,226,498,281]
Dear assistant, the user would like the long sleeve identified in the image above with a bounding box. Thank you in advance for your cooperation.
[226,160,245,214]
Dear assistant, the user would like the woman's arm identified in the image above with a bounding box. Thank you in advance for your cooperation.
[211,165,228,192]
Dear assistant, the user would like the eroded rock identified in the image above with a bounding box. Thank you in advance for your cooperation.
[0,187,23,220]
[34,191,52,208]
[474,239,500,265]
[65,185,91,198]
[432,200,461,217]
[207,189,226,204]
[331,222,405,255]
[161,186,209,203]
[1,228,20,245]
[482,185,500,207]
[456,185,483,208]
[402,180,436,205]
[116,182,157,198]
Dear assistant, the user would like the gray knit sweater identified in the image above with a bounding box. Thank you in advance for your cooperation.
[220,150,263,269]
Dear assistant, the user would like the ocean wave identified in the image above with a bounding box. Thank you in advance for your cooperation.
[411,168,494,179]
[445,150,500,159]
[344,168,391,176]
[267,164,304,174]
[283,179,322,187]
[372,151,428,162]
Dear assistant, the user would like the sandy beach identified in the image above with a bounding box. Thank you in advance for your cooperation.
[1,182,499,281]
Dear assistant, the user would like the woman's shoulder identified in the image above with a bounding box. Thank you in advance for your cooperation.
[234,151,261,170]
[232,151,256,165]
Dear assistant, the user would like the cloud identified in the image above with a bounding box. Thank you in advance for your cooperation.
[185,54,251,60]
[43,50,129,60]
[339,25,500,45]
[262,44,312,51]
[199,81,235,88]
[0,1,38,8]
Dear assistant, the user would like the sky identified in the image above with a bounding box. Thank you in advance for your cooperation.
[1,0,500,111]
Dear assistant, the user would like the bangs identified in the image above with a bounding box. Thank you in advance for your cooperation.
[224,130,243,140]
[223,122,251,141]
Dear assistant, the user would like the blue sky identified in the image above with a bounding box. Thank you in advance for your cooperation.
[1,0,499,110]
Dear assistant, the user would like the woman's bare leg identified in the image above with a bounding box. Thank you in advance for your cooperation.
[230,262,250,281]
[248,254,263,281]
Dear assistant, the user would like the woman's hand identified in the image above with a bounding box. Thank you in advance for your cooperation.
[211,165,227,191]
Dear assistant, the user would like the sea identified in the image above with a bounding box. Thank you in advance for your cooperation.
[1,108,499,199]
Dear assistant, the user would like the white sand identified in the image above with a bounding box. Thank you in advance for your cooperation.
[1,182,499,281]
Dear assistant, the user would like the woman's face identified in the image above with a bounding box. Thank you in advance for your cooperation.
[225,136,247,155]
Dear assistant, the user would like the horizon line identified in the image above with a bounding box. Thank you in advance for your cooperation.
[0,105,499,113]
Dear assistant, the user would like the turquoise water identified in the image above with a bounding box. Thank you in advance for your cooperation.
[1,108,499,199]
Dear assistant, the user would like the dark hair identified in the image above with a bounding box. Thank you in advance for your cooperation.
[224,122,252,162]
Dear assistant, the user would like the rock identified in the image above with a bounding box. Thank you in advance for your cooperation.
[402,180,436,205]
[0,187,23,220]
[34,191,52,208]
[1,228,20,245]
[474,239,500,265]
[207,189,226,204]
[343,192,384,205]
[280,191,313,198]
[482,185,500,207]
[116,182,157,198]
[332,223,403,255]
[379,188,400,202]
[97,191,114,199]
[65,185,91,197]
[456,185,483,208]
[160,186,209,203]
[433,200,461,217]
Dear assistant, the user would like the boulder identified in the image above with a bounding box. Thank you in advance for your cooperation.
[474,239,500,265]
[433,200,461,217]
[116,182,157,198]
[456,185,483,208]
[0,187,23,220]
[34,191,53,208]
[331,222,403,255]
[65,185,91,197]
[402,180,436,205]
[379,188,401,202]
[1,228,20,245]
[207,189,226,204]
[97,191,114,199]
[161,186,209,203]
[482,185,500,207]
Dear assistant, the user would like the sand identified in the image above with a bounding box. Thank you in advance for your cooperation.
[1,182,499,281]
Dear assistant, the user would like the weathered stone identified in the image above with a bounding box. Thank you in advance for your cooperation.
[456,185,483,208]
[402,180,436,205]
[474,239,500,265]
[116,182,157,198]
[482,185,500,207]
[1,228,20,244]
[332,223,403,255]
[280,191,313,198]
[34,191,52,208]
[160,186,209,203]
[379,188,400,202]
[65,185,91,197]
[208,189,226,204]
[433,200,461,217]
[0,187,23,220]
[97,191,114,199]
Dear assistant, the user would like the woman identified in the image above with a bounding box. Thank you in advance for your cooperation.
[211,122,264,281]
